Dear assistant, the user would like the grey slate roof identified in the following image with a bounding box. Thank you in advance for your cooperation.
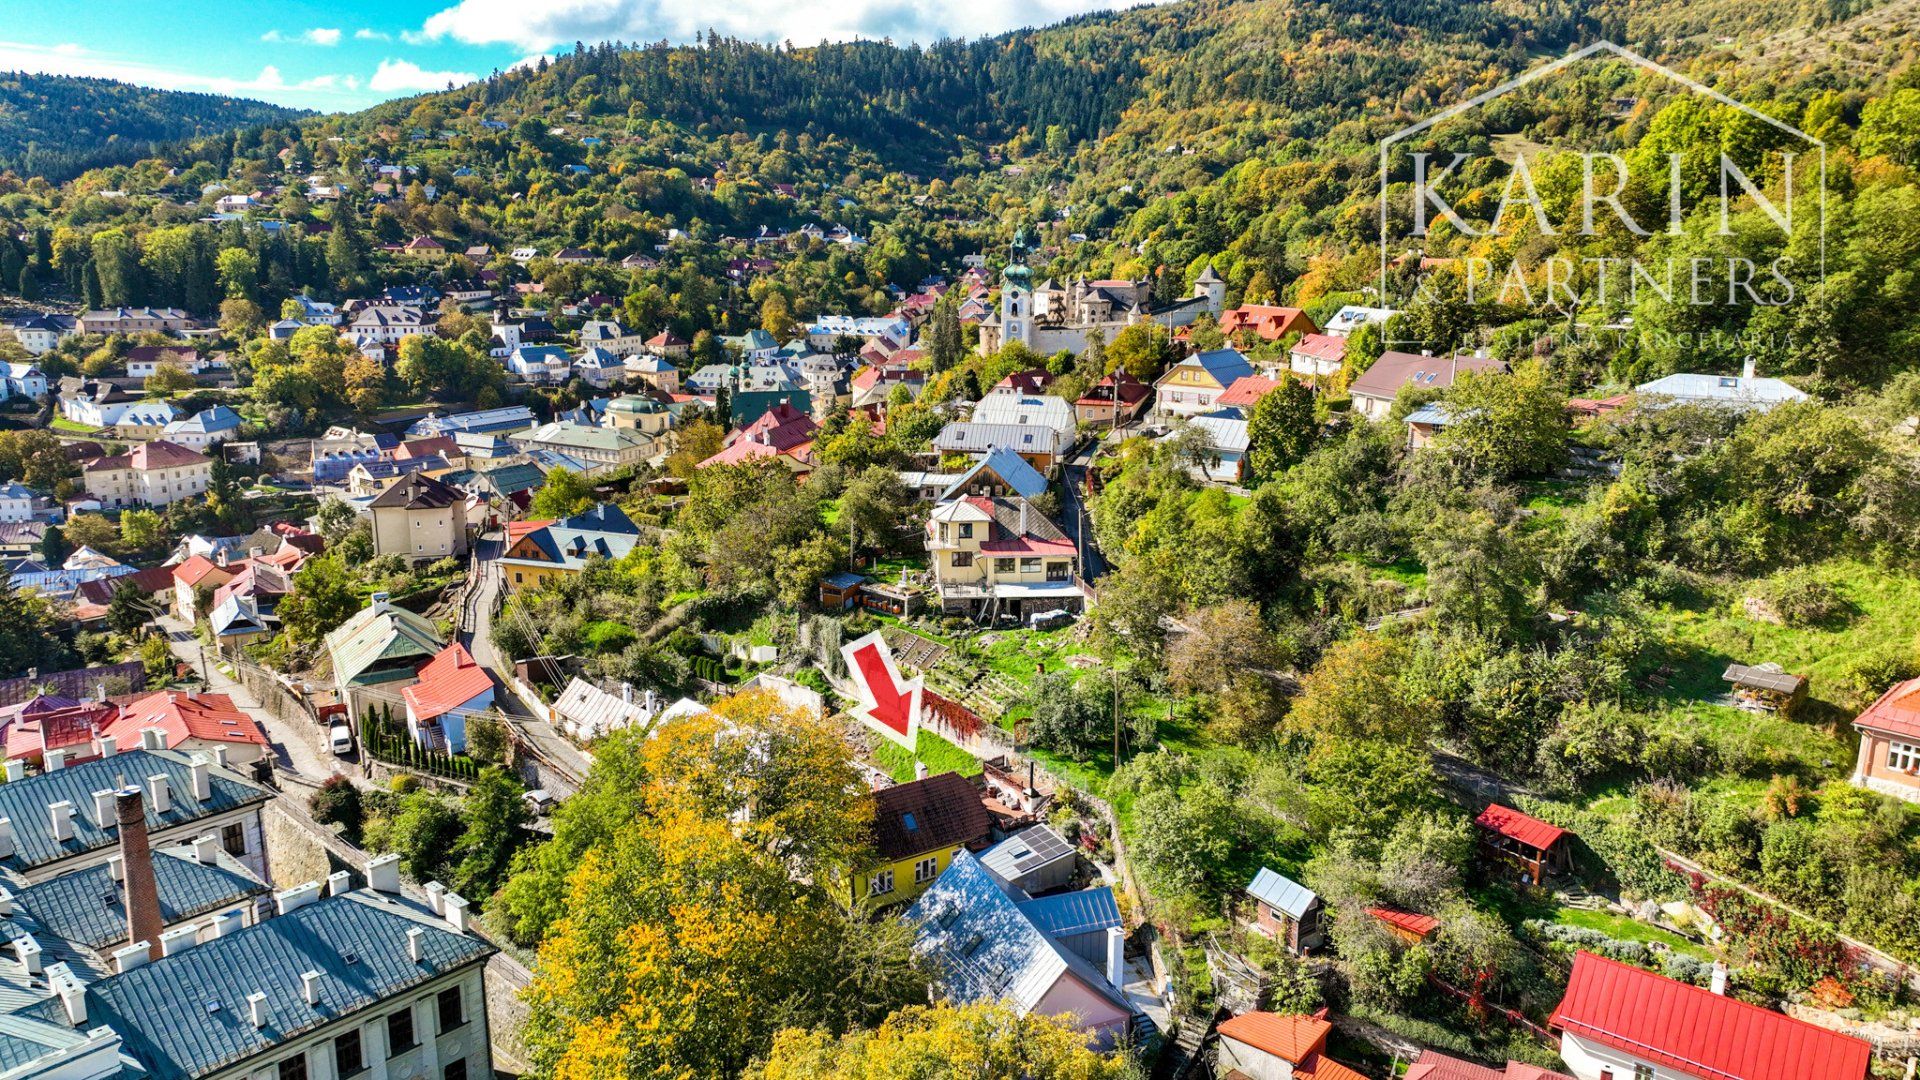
[1247,867,1318,920]
[0,751,272,876]
[932,422,1065,456]
[0,1012,106,1072]
[16,890,493,1079]
[15,844,267,950]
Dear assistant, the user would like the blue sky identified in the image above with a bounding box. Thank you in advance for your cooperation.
[3,0,1146,113]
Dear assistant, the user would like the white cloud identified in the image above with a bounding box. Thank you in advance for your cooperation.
[368,58,481,93]
[0,38,365,109]
[417,0,1148,52]
[260,30,285,43]
[354,28,390,41]
[305,28,343,46]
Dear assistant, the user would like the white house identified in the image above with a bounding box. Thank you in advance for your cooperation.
[0,481,35,523]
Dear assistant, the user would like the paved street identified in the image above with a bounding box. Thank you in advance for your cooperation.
[158,615,351,785]
[461,533,593,789]
[1061,443,1109,581]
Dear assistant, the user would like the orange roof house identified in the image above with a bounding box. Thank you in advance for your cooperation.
[103,690,271,766]
[1219,304,1318,343]
[401,643,495,755]
[1217,375,1282,410]
[1216,1010,1368,1080]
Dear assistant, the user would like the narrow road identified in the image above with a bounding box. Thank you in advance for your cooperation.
[159,616,352,786]
[1060,445,1108,581]
[461,533,592,790]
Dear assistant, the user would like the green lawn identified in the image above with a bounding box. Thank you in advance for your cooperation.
[1552,907,1717,960]
[49,418,99,434]
[872,730,983,783]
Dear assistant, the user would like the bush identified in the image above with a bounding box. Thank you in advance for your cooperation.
[1751,568,1850,627]
[308,776,364,841]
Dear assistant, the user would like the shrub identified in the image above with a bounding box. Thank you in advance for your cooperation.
[308,776,364,841]
[1751,568,1849,627]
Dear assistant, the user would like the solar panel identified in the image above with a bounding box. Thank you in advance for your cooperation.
[1009,827,1072,873]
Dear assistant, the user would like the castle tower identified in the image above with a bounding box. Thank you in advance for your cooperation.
[1195,264,1226,312]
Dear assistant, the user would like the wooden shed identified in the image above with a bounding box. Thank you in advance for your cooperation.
[1474,803,1571,885]
[1723,662,1809,717]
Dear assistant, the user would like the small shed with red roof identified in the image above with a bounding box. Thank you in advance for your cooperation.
[1475,803,1570,884]
[1367,905,1440,943]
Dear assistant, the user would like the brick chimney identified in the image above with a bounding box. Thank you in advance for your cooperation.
[116,788,164,961]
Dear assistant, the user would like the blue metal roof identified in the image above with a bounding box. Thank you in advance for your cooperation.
[1404,403,1453,427]
[15,891,493,1080]
[16,846,267,950]
[1015,886,1120,939]
[0,751,272,875]
[1186,348,1255,387]
[941,448,1049,501]
[1247,867,1317,920]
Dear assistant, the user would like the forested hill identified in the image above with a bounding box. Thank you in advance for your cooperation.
[0,72,306,181]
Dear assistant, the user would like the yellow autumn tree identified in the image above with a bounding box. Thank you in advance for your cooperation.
[749,1004,1139,1080]
[518,690,925,1078]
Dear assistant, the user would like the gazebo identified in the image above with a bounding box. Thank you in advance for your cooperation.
[1474,803,1570,885]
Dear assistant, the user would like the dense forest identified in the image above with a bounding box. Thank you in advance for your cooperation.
[0,72,304,181]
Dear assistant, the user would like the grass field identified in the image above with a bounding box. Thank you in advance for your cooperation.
[872,729,983,783]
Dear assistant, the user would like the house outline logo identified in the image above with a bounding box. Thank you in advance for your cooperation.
[841,630,922,751]
[1376,40,1826,332]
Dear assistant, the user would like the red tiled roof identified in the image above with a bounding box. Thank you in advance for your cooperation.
[1368,905,1440,938]
[395,435,458,461]
[1218,375,1282,408]
[1216,1012,1330,1064]
[1549,952,1872,1080]
[107,691,269,748]
[1476,803,1568,852]
[1855,677,1920,740]
[869,771,992,862]
[1296,1055,1370,1080]
[171,555,233,588]
[1220,304,1317,342]
[1292,333,1347,363]
[402,643,494,723]
[128,440,211,470]
[646,329,688,347]
[1404,1050,1509,1080]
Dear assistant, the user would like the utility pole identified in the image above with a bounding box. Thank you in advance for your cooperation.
[1112,665,1121,769]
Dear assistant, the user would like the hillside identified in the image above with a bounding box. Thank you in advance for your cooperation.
[0,71,306,181]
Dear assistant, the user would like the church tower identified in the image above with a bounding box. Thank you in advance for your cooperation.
[1001,263,1033,349]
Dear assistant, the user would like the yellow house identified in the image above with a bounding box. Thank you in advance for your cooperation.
[1152,347,1256,418]
[925,496,1085,621]
[498,503,644,593]
[850,771,993,907]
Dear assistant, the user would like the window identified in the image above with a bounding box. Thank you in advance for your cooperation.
[334,1030,365,1076]
[222,822,246,856]
[278,1056,308,1080]
[444,1062,468,1080]
[1631,1067,1654,1080]
[1020,557,1041,573]
[1046,562,1070,582]
[994,558,1016,573]
[914,857,938,884]
[1891,741,1919,773]
[387,1008,417,1053]
[869,870,895,896]
[952,552,972,568]
[437,986,467,1033]
[958,523,973,539]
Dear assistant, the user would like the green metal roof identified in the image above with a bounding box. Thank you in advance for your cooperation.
[323,603,445,688]
[15,891,493,1079]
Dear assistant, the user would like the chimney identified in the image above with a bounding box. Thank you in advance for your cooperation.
[248,547,263,560]
[0,886,12,917]
[158,925,197,957]
[211,746,229,771]
[443,892,470,933]
[210,909,245,939]
[1106,925,1126,988]
[45,750,66,773]
[97,735,117,758]
[95,682,106,703]
[424,881,446,915]
[301,970,322,1006]
[3,760,22,783]
[1711,960,1729,995]
[12,935,40,975]
[407,927,425,962]
[367,853,401,895]
[91,790,116,830]
[1019,501,1029,536]
[191,834,218,865]
[189,761,210,803]
[0,818,16,859]
[146,775,170,815]
[327,870,352,897]
[51,966,85,1027]
[621,683,633,704]
[117,788,164,961]
[274,881,323,916]
[140,728,167,751]
[247,991,268,1028]
[48,801,74,842]
[914,761,928,781]
[1741,356,1757,381]
[107,855,124,881]
[370,591,391,612]
[112,942,151,974]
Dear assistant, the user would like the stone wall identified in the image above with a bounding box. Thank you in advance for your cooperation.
[261,799,341,889]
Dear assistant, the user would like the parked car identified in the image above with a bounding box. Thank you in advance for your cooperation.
[328,723,353,755]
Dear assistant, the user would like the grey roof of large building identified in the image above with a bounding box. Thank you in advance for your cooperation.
[932,422,1065,455]
[16,890,493,1079]
[0,751,272,876]
[15,844,268,950]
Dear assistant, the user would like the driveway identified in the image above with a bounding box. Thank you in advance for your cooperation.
[1060,447,1109,581]
[159,616,353,786]
[462,533,593,790]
